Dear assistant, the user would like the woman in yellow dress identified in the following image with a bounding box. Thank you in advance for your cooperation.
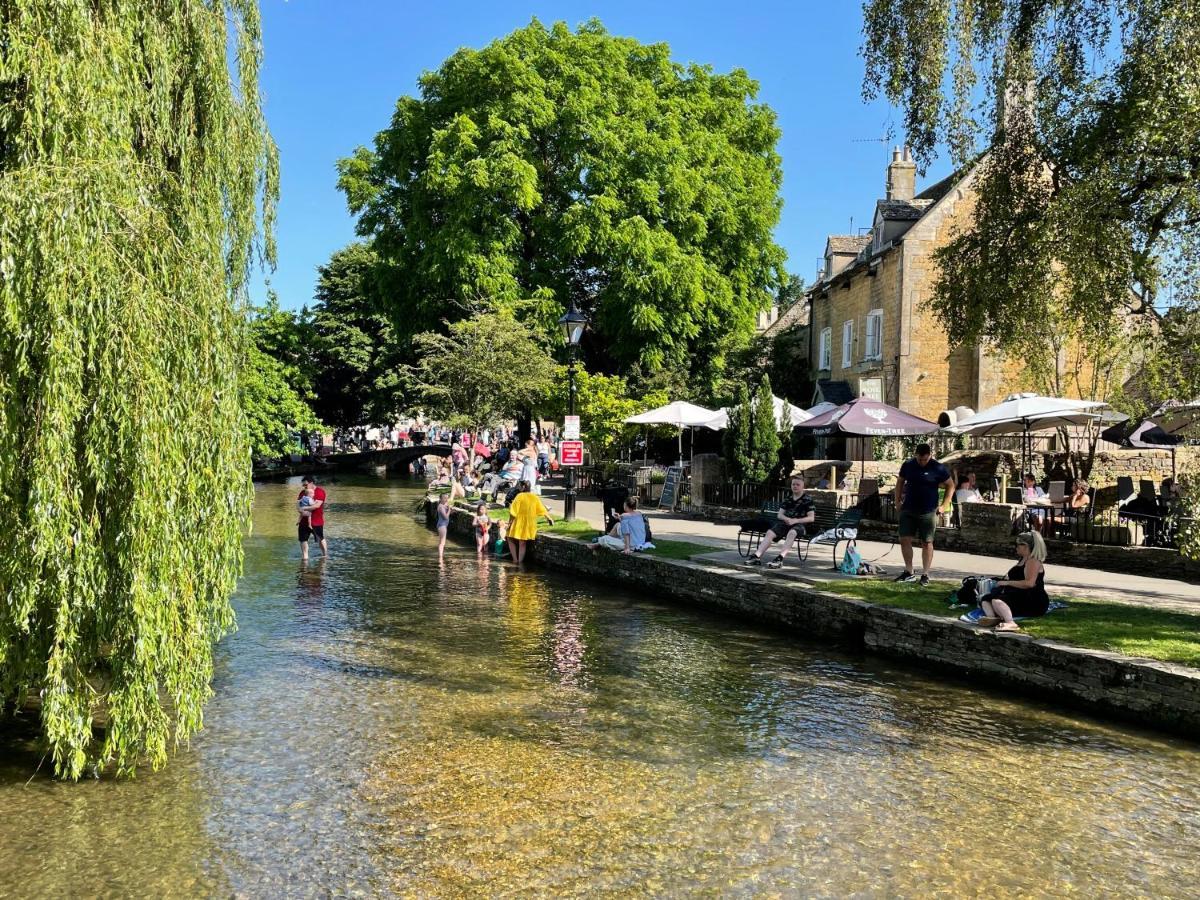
[506,481,553,564]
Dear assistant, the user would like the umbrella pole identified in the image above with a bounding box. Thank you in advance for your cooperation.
[677,427,683,469]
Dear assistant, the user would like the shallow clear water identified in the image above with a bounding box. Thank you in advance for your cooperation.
[1,478,1198,897]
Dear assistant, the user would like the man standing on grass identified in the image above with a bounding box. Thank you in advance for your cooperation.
[299,474,328,561]
[894,443,953,586]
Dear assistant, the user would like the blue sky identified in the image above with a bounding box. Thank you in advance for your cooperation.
[256,0,952,308]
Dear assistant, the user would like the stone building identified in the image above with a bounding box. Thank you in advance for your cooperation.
[806,147,1026,422]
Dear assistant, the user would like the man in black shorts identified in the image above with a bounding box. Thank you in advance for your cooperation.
[746,476,816,569]
[894,443,953,586]
[298,475,327,561]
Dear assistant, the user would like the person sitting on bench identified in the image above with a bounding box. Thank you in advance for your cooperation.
[746,477,815,569]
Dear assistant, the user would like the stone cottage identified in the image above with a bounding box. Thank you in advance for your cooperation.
[806,147,1025,423]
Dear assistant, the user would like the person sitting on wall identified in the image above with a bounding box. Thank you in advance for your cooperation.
[745,476,816,570]
[594,497,655,554]
[975,531,1050,632]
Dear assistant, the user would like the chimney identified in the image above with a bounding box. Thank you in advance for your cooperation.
[886,145,916,202]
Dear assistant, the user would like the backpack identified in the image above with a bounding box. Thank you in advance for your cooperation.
[839,541,863,576]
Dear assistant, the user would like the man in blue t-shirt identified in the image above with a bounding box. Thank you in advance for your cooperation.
[894,443,954,586]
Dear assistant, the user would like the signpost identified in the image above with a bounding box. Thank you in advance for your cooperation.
[559,440,584,467]
[563,415,580,440]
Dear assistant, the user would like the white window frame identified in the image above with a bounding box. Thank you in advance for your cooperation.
[841,320,854,368]
[818,327,832,370]
[865,309,883,360]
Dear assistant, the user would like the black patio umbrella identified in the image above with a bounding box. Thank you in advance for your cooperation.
[1101,419,1182,478]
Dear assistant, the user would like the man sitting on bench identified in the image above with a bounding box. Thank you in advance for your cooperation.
[746,476,816,569]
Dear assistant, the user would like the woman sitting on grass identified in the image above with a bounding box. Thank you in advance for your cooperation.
[977,531,1049,632]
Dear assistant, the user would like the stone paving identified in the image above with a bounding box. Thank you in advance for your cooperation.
[539,485,1200,615]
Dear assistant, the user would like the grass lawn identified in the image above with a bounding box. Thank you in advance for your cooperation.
[821,579,1200,668]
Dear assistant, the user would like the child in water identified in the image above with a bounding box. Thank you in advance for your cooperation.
[298,484,315,520]
[435,494,451,561]
[471,502,492,555]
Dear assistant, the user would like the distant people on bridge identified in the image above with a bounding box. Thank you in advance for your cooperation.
[298,475,327,561]
[536,437,551,478]
[518,439,539,494]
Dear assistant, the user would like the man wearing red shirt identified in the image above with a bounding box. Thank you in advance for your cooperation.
[299,475,328,560]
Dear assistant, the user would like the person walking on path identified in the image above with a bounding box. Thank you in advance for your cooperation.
[506,481,553,564]
[518,439,539,494]
[298,475,328,561]
[745,476,816,569]
[435,493,452,561]
[894,443,953,586]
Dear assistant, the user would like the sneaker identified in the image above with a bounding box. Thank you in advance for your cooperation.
[766,555,784,569]
[893,571,916,583]
[745,555,763,566]
[919,574,930,587]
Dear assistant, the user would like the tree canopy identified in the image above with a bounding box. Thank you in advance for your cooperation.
[308,243,408,428]
[338,19,787,393]
[0,1,276,777]
[241,301,323,459]
[407,312,558,437]
[861,0,1198,346]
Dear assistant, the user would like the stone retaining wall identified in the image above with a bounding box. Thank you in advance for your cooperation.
[428,500,1200,739]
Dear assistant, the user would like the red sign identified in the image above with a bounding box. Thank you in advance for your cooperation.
[559,440,584,466]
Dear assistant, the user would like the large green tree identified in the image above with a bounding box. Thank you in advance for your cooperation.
[309,243,408,428]
[407,312,558,443]
[338,19,787,391]
[861,0,1196,347]
[0,2,276,778]
[241,302,323,460]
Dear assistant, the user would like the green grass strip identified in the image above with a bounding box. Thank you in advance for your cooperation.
[821,580,1200,668]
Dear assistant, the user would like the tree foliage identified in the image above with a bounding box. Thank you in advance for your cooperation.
[338,19,786,391]
[241,303,323,460]
[0,2,277,778]
[407,312,558,437]
[543,369,668,459]
[722,376,780,483]
[309,243,408,428]
[861,0,1197,346]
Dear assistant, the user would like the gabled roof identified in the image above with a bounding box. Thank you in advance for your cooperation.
[826,235,871,255]
[875,198,933,222]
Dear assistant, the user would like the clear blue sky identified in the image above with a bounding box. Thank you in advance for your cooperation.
[256,0,951,309]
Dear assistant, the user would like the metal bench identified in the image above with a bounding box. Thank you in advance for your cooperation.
[795,505,863,568]
[736,502,780,558]
[737,502,863,568]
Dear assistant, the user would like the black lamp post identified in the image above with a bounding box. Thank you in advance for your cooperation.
[558,299,587,521]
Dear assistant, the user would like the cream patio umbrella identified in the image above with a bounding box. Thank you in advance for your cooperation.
[625,400,719,468]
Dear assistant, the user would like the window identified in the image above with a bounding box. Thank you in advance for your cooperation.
[865,309,883,360]
[841,320,854,368]
[818,327,831,370]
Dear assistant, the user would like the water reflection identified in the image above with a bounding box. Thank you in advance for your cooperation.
[0,479,1196,897]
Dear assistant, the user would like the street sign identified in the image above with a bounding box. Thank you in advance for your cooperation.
[563,415,580,440]
[559,440,584,466]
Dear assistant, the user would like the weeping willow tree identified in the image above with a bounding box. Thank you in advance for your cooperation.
[0,2,277,778]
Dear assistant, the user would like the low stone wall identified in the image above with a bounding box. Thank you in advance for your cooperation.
[427,500,1200,738]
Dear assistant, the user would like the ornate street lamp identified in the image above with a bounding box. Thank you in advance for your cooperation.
[557,300,587,521]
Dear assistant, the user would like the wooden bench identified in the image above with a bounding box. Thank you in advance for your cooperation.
[737,502,862,568]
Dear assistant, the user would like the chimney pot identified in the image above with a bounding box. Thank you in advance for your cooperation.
[892,146,901,161]
[903,146,911,162]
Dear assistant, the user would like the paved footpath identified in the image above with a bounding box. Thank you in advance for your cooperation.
[538,483,1200,615]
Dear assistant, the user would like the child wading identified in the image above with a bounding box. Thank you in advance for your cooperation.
[471,502,492,555]
[435,494,451,561]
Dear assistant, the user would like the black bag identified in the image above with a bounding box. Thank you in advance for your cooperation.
[956,576,980,606]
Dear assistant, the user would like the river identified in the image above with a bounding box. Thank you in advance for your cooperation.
[0,478,1197,897]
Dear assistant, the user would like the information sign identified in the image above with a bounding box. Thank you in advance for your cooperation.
[658,466,684,510]
[559,440,584,466]
[563,415,580,440]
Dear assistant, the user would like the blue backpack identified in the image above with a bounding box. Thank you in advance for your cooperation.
[839,542,863,576]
